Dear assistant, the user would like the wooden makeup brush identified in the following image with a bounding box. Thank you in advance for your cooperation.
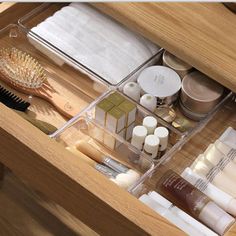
[76,141,140,179]
[0,47,80,118]
[66,146,140,189]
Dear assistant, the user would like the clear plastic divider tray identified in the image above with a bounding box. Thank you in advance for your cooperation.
[129,95,236,235]
[18,3,163,87]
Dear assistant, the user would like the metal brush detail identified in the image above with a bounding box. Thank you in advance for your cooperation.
[0,47,47,89]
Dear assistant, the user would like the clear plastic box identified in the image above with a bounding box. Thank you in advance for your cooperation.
[18,3,163,87]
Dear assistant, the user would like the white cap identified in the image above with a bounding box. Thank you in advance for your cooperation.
[214,140,232,156]
[227,198,236,216]
[219,127,236,149]
[181,167,199,185]
[199,201,235,235]
[144,135,160,156]
[131,126,147,149]
[143,116,157,134]
[139,194,167,215]
[123,82,141,102]
[204,144,223,165]
[154,127,169,151]
[140,94,157,112]
[190,154,214,178]
[148,191,172,208]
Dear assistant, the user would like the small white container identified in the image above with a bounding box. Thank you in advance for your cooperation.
[131,125,148,150]
[142,116,157,134]
[140,94,157,112]
[144,135,160,158]
[137,66,181,105]
[123,82,141,101]
[154,127,169,151]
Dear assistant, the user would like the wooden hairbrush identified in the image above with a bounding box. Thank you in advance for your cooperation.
[0,47,80,118]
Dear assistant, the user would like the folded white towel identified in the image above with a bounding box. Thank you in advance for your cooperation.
[31,3,161,84]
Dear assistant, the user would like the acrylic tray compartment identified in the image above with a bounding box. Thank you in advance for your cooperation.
[18,3,163,87]
[118,53,230,135]
[0,24,108,131]
[129,95,236,234]
[51,90,184,190]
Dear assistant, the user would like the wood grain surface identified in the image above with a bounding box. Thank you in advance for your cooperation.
[93,3,236,92]
[0,170,97,236]
[0,104,184,236]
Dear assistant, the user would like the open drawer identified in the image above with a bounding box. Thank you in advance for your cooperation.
[0,2,236,236]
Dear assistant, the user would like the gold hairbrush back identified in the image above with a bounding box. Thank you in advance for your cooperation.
[0,47,79,118]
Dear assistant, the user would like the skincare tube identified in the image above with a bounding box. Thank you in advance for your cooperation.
[182,167,236,216]
[219,127,236,149]
[156,170,235,235]
[204,144,236,179]
[139,194,204,236]
[190,155,236,197]
[215,140,236,162]
[148,191,217,236]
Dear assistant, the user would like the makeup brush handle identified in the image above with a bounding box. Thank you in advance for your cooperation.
[76,141,104,163]
[66,146,96,167]
[50,93,81,118]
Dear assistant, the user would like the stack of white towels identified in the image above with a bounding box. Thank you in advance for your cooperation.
[31,3,160,85]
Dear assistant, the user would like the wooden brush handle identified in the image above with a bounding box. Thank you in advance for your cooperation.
[66,146,97,167]
[49,92,81,118]
[76,141,105,164]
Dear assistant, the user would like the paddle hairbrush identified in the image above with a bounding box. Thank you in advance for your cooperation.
[0,47,80,118]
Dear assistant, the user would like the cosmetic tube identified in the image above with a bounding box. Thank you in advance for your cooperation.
[214,140,236,162]
[148,191,217,236]
[156,170,235,235]
[204,144,236,179]
[219,127,236,149]
[182,167,236,216]
[139,194,205,236]
[190,155,236,197]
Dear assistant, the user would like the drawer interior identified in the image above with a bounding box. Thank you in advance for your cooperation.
[1,3,236,235]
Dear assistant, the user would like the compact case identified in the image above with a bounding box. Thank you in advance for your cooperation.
[0,3,236,236]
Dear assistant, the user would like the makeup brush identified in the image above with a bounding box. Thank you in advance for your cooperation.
[76,141,140,184]
[0,47,80,118]
[66,146,138,189]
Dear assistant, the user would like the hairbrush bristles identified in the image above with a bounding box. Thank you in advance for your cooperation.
[0,85,30,111]
[0,47,47,89]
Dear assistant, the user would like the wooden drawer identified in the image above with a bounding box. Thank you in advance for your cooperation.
[0,3,235,236]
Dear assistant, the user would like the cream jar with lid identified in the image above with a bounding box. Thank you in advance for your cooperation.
[162,50,193,79]
[180,71,224,121]
[137,66,182,106]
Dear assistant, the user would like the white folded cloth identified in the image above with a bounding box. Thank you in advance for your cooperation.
[31,3,160,84]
